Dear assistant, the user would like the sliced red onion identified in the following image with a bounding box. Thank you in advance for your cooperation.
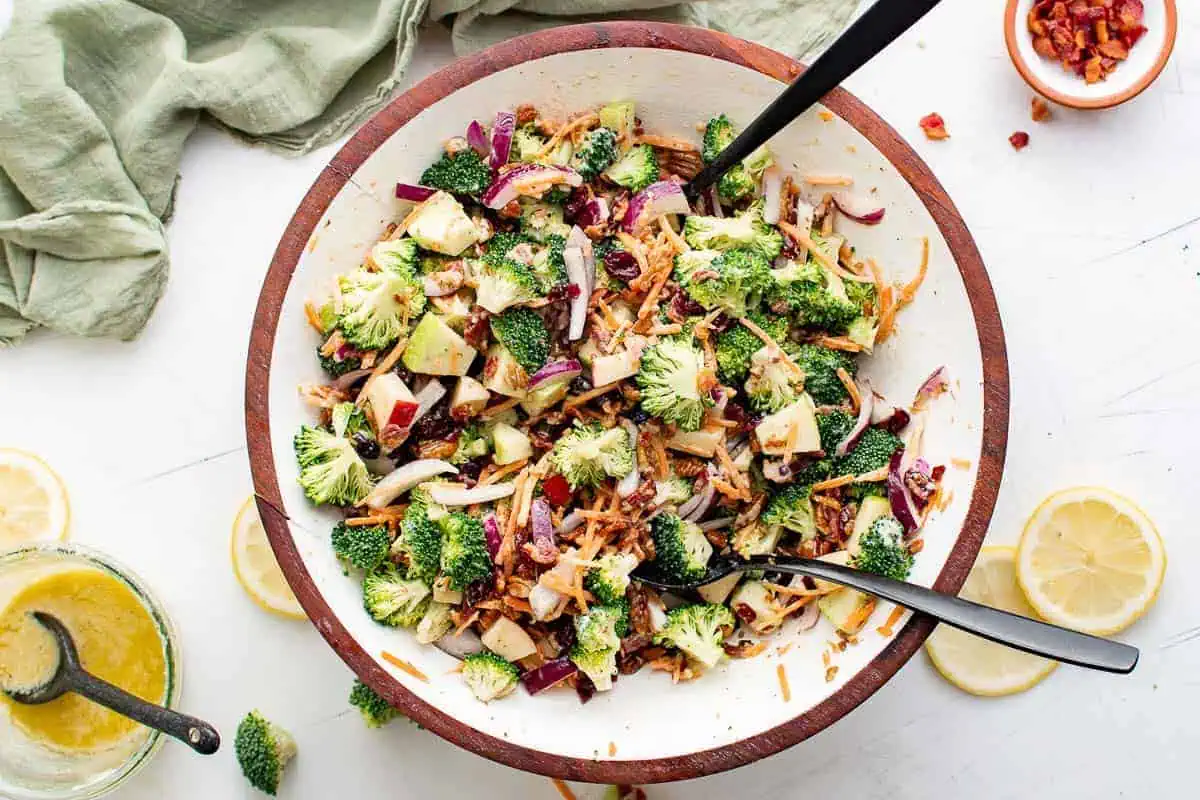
[412,379,446,423]
[521,657,578,695]
[870,400,911,433]
[428,482,516,506]
[395,183,436,202]
[887,449,921,534]
[466,120,490,158]
[835,381,874,457]
[698,516,735,532]
[364,459,458,509]
[678,471,715,521]
[575,197,610,228]
[761,166,783,225]
[529,498,557,564]
[483,513,502,561]
[706,186,724,218]
[422,274,458,297]
[566,225,595,292]
[913,366,949,410]
[832,192,885,225]
[528,359,583,390]
[794,601,820,631]
[435,628,485,660]
[482,163,581,209]
[557,509,585,535]
[563,246,589,341]
[331,368,373,390]
[616,420,641,498]
[622,181,690,233]
[489,111,515,170]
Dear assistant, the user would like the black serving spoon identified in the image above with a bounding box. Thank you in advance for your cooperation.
[4,612,220,755]
[688,0,946,196]
[634,556,1139,674]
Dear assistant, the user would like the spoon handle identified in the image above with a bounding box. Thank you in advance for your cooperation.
[68,671,220,755]
[747,556,1139,674]
[689,0,945,194]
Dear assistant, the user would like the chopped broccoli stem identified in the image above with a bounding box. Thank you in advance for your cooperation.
[349,679,401,728]
[419,149,492,196]
[235,711,296,796]
[331,521,390,572]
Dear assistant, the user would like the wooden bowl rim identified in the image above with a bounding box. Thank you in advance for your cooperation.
[1003,0,1178,110]
[245,20,1009,784]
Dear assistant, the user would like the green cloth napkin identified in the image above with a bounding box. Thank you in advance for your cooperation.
[0,0,858,345]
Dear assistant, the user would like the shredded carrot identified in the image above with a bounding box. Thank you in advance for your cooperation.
[843,597,877,634]
[778,221,873,283]
[304,301,325,334]
[804,174,853,186]
[608,742,618,757]
[658,214,689,252]
[480,397,522,419]
[951,457,972,470]
[810,474,858,492]
[837,367,861,412]
[381,651,429,682]
[597,298,620,329]
[711,476,751,502]
[877,237,929,344]
[481,459,528,485]
[651,435,669,480]
[563,380,621,410]
[812,335,864,353]
[577,509,625,521]
[715,440,748,490]
[453,610,480,637]
[535,112,598,159]
[876,605,906,637]
[646,323,683,336]
[551,779,577,800]
[636,265,673,323]
[825,665,840,683]
[637,133,700,151]
[344,516,390,527]
[738,316,804,379]
[852,466,891,483]
[503,596,534,615]
[776,664,791,702]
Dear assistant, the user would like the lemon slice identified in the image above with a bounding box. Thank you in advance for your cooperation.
[1016,486,1164,635]
[231,496,306,620]
[0,449,70,547]
[926,546,1058,696]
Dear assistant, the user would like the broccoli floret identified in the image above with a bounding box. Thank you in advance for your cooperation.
[732,520,784,559]
[337,239,426,350]
[394,492,444,581]
[853,515,913,581]
[794,344,857,405]
[682,205,783,262]
[418,251,454,275]
[475,259,542,314]
[575,601,629,651]
[489,307,550,373]
[674,248,773,317]
[293,425,373,507]
[349,679,401,728]
[845,278,878,313]
[603,144,659,192]
[461,651,520,702]
[363,565,430,627]
[518,198,570,243]
[331,521,390,572]
[571,126,619,180]
[761,484,816,539]
[714,310,788,383]
[530,234,568,292]
[234,711,296,796]
[702,114,736,163]
[649,513,713,583]
[584,552,639,605]
[817,409,856,453]
[653,475,694,507]
[419,148,492,196]
[416,601,455,644]
[787,284,860,333]
[701,116,771,204]
[317,346,362,377]
[438,511,492,590]
[449,424,490,465]
[745,346,803,413]
[511,126,547,162]
[551,421,636,489]
[791,457,833,487]
[569,643,619,692]
[654,603,736,668]
[833,427,903,478]
[844,481,888,502]
[636,337,710,431]
[482,231,533,266]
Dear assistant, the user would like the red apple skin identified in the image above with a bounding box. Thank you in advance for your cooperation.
[388,401,419,428]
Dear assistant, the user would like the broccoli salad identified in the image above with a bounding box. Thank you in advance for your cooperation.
[295,100,946,703]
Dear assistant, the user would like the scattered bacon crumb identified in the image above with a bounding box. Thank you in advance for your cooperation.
[817,110,835,122]
[919,113,949,141]
[1031,96,1053,122]
[551,779,577,800]
[381,651,428,682]
[776,663,792,702]
[1028,0,1146,84]
[1009,131,1030,151]
[876,605,906,637]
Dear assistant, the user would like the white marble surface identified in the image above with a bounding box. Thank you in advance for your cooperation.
[2,5,1198,798]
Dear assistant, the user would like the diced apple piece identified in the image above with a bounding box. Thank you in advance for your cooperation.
[846,496,892,556]
[482,344,529,399]
[818,587,876,635]
[402,313,478,376]
[754,394,821,457]
[363,373,415,432]
[666,426,724,458]
[405,191,481,255]
[450,375,491,419]
[492,422,532,465]
[480,615,537,661]
[697,571,742,605]
[591,348,641,386]
[519,380,570,416]
[812,550,850,593]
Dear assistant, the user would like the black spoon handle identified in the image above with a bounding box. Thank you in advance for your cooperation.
[67,669,220,755]
[689,0,945,194]
[746,556,1139,674]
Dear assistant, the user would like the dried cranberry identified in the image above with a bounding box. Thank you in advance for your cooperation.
[541,474,572,506]
[464,579,493,607]
[562,186,591,223]
[410,398,457,442]
[566,283,582,299]
[575,672,598,704]
[670,289,705,318]
[457,457,488,482]
[709,313,734,333]
[603,250,641,283]
[393,364,415,385]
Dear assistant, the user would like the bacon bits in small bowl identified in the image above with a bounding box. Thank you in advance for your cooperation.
[1004,0,1177,109]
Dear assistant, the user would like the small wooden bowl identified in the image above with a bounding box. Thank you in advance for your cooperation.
[1005,0,1177,109]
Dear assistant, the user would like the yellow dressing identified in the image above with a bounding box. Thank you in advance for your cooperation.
[0,567,167,753]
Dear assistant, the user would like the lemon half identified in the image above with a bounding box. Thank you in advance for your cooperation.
[0,449,70,547]
[231,496,306,620]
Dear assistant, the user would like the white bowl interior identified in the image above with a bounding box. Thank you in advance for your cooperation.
[267,48,986,762]
[1011,0,1171,103]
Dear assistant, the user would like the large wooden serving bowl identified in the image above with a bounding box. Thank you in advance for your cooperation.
[246,21,1008,784]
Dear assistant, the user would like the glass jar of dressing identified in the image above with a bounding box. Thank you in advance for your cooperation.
[0,545,179,799]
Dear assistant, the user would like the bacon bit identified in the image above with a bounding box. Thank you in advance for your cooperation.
[481,459,528,486]
[919,113,949,140]
[1031,96,1053,122]
[876,604,906,637]
[803,174,853,187]
[825,665,840,683]
[551,779,577,800]
[381,651,428,682]
[1009,131,1031,151]
[811,494,841,510]
[776,664,792,702]
[817,110,835,122]
[1028,0,1145,83]
[837,367,861,413]
[304,301,325,334]
[909,537,926,555]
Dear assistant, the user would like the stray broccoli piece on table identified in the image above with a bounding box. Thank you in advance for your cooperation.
[349,679,401,728]
[714,311,788,384]
[571,126,619,180]
[475,258,542,314]
[518,198,570,243]
[649,513,713,583]
[462,651,520,703]
[654,603,736,669]
[235,710,296,796]
[438,511,492,590]
[293,425,373,507]
[331,521,390,572]
[584,552,639,605]
[761,484,816,540]
[363,565,431,627]
[794,344,857,406]
[449,424,490,465]
[419,148,492,196]
[551,421,636,490]
[603,143,658,192]
[636,337,710,432]
[816,409,856,453]
[674,248,773,317]
[682,204,783,261]
[394,491,444,582]
[489,307,550,374]
[745,346,804,413]
[853,515,913,580]
[337,239,426,350]
[833,427,903,478]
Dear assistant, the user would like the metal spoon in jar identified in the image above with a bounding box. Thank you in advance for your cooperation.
[633,555,1140,674]
[3,611,220,755]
